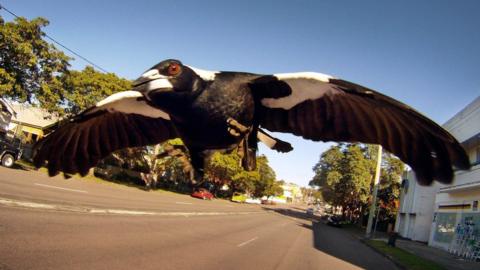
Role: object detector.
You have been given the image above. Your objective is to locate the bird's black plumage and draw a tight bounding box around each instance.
[33,59,470,185]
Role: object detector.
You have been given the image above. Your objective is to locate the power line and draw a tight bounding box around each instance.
[0,3,109,73]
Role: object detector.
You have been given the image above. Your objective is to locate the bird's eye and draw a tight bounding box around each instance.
[167,63,182,76]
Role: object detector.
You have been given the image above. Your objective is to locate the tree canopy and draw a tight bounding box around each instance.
[0,15,130,115]
[0,16,70,111]
[206,152,283,198]
[310,143,404,221]
[61,66,131,114]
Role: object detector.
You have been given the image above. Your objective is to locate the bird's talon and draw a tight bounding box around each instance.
[227,117,249,134]
[228,127,241,137]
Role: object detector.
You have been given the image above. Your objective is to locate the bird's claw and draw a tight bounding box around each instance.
[227,117,250,137]
[228,127,241,137]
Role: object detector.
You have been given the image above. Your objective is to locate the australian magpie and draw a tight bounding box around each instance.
[33,59,470,185]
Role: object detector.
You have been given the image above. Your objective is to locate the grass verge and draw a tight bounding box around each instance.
[366,240,445,270]
[15,159,184,195]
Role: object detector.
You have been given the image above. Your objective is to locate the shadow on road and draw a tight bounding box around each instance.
[267,206,396,269]
[262,206,317,221]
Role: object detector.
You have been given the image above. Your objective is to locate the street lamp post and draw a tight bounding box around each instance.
[366,145,382,238]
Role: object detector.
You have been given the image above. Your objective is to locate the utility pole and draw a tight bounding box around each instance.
[366,145,382,238]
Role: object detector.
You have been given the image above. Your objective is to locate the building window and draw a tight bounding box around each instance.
[433,213,457,243]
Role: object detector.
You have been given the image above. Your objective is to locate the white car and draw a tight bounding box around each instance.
[245,198,262,204]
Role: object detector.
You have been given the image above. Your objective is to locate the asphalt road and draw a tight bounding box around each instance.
[0,166,398,270]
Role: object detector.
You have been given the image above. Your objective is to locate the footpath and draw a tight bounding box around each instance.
[342,224,478,270]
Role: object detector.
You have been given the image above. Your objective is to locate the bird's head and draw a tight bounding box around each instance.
[132,59,215,100]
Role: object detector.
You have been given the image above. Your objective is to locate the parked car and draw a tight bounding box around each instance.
[261,199,276,205]
[326,215,343,227]
[191,188,214,200]
[0,137,22,168]
[231,192,247,203]
[245,197,261,204]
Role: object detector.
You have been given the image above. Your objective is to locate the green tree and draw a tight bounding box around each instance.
[309,145,344,206]
[253,155,280,198]
[310,143,404,222]
[339,144,372,216]
[377,154,404,220]
[206,151,242,186]
[0,16,70,111]
[61,66,131,114]
[0,16,131,115]
[206,152,282,197]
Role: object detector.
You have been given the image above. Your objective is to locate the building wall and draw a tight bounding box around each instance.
[429,191,480,254]
[395,171,438,242]
[428,97,480,260]
[443,96,480,143]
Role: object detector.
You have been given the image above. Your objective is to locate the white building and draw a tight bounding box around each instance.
[395,171,439,242]
[428,97,480,259]
[395,96,480,261]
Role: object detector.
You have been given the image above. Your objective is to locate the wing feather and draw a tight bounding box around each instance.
[33,91,177,177]
[251,74,470,185]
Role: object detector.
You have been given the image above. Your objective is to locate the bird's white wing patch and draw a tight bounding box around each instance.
[257,131,276,149]
[91,90,170,120]
[186,65,218,81]
[261,72,337,110]
[274,72,333,82]
[96,91,143,107]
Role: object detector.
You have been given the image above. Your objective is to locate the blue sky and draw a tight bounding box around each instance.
[2,0,479,187]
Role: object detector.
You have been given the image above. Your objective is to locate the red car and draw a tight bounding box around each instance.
[191,188,214,200]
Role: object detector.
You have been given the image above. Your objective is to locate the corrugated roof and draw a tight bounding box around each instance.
[10,103,59,128]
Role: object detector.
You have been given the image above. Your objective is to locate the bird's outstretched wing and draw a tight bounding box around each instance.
[249,73,470,185]
[33,91,177,177]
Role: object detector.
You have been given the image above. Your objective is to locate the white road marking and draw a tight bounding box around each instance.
[89,209,156,215]
[34,183,88,193]
[237,237,259,247]
[0,198,56,210]
[0,197,265,217]
[175,202,193,205]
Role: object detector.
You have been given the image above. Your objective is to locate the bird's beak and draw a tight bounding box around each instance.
[132,69,173,93]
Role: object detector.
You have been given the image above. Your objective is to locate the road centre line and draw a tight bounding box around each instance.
[34,183,88,193]
[237,237,259,247]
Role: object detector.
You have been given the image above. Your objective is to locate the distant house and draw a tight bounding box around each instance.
[281,182,302,203]
[0,100,60,159]
[8,103,59,144]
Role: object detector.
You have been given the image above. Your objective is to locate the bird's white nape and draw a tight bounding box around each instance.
[186,65,218,81]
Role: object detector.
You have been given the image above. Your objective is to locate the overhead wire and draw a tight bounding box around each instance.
[0,3,110,73]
